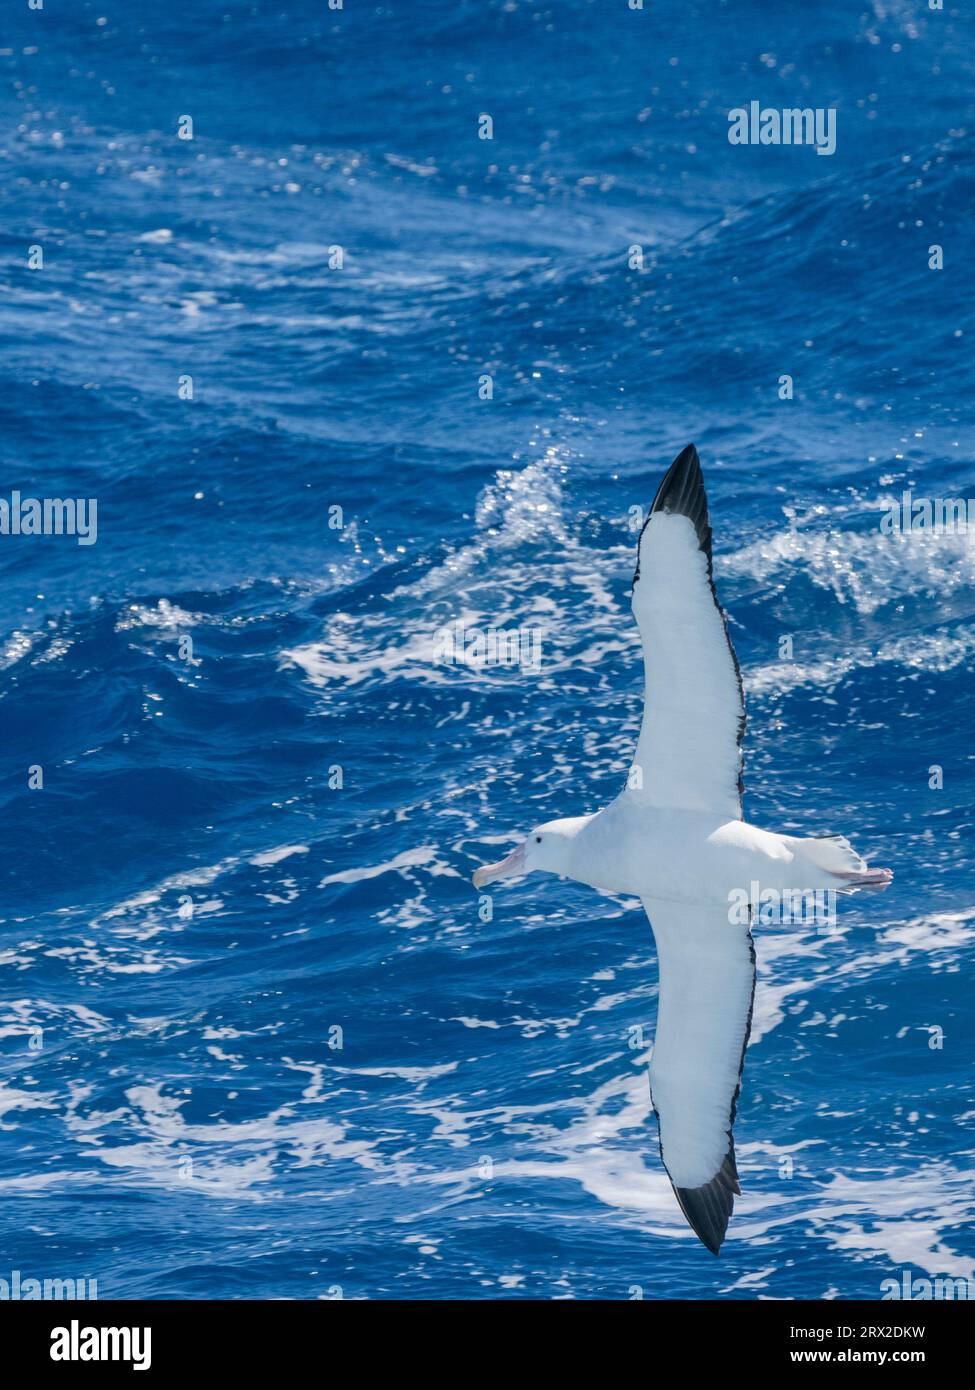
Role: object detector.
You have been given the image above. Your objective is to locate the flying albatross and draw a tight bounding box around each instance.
[472,444,892,1254]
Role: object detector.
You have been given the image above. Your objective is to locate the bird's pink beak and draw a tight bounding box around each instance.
[472,842,526,889]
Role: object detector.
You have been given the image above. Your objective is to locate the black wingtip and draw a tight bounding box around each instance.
[672,1149,740,1256]
[633,444,712,590]
[648,443,710,555]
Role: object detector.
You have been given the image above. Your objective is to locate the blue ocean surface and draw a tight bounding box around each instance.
[1,0,973,1299]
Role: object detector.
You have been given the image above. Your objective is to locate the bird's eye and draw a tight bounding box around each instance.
[535,835,542,843]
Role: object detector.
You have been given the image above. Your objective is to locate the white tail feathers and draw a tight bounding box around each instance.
[783,834,893,892]
[783,833,865,875]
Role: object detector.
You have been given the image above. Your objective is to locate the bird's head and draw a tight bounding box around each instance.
[471,818,586,889]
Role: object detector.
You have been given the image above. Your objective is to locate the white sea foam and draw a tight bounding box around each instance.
[0,1082,59,1122]
[745,624,975,698]
[719,514,975,616]
[283,458,973,710]
[60,1081,389,1198]
[249,844,309,867]
[115,598,201,633]
[319,845,443,887]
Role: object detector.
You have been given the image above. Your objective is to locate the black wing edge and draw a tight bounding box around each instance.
[656,930,756,1256]
[631,442,748,813]
[673,1148,741,1257]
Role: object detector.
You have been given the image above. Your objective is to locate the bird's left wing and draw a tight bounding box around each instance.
[642,896,755,1254]
[629,445,745,820]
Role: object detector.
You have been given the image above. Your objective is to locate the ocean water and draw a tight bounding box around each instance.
[1,0,973,1300]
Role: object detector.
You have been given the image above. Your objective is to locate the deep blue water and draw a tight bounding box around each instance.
[1,0,973,1300]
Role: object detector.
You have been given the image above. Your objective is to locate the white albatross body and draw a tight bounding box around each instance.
[472,445,892,1254]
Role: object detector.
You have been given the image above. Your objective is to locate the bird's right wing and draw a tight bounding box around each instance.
[630,445,745,820]
[642,896,755,1254]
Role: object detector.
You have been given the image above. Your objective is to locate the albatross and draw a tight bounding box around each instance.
[472,444,892,1254]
